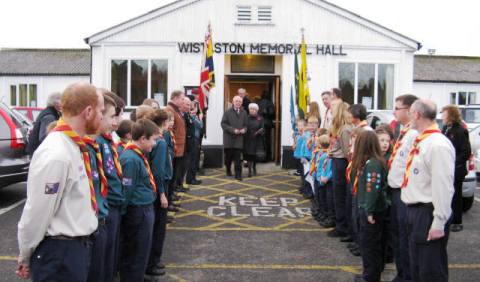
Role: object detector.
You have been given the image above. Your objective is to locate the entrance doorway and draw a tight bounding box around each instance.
[224,75,281,164]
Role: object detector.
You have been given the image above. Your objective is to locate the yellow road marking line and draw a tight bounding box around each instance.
[168,274,189,282]
[273,216,318,230]
[167,227,329,232]
[197,216,252,230]
[0,256,17,261]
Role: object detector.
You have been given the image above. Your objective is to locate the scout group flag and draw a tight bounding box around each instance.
[297,33,310,119]
[198,23,215,111]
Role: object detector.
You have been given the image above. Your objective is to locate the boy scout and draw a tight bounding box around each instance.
[402,99,454,282]
[17,83,103,281]
[85,94,117,282]
[96,89,125,282]
[145,109,170,276]
[119,119,159,282]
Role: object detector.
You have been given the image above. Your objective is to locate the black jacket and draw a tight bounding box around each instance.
[257,98,275,129]
[26,106,60,156]
[221,107,248,149]
[442,122,471,177]
[244,115,265,156]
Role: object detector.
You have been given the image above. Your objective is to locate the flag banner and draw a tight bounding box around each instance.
[198,23,215,110]
[298,33,310,119]
[290,85,297,134]
[294,54,300,117]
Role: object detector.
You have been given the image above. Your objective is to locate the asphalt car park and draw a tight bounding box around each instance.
[1,169,480,282]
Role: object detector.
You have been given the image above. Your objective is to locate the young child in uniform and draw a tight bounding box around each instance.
[315,134,334,228]
[293,119,306,183]
[300,117,319,198]
[119,119,159,282]
[145,109,170,277]
[163,112,176,224]
[116,119,133,155]
[309,133,323,220]
[85,94,117,282]
[352,130,389,282]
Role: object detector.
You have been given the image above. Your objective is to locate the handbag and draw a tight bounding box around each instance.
[255,139,267,162]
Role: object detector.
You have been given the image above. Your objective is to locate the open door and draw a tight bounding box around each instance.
[274,76,281,164]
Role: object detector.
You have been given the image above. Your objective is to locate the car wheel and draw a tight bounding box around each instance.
[463,196,474,212]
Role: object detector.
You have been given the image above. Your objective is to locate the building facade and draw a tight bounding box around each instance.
[0,49,90,108]
[85,0,421,167]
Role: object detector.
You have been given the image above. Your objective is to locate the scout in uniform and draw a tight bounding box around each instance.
[315,134,334,228]
[17,83,102,281]
[116,119,134,155]
[352,130,389,282]
[293,119,306,185]
[95,89,126,282]
[145,109,170,277]
[300,117,318,198]
[119,119,159,282]
[164,113,177,224]
[402,99,454,282]
[309,133,323,220]
[387,94,418,282]
[85,94,118,282]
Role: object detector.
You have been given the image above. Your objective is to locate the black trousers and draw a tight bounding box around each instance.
[186,139,201,183]
[390,189,412,281]
[407,204,451,282]
[172,156,185,189]
[225,148,242,178]
[30,237,92,282]
[452,173,465,224]
[332,158,348,234]
[359,210,386,282]
[148,190,168,269]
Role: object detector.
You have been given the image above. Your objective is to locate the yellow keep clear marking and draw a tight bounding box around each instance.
[0,256,17,261]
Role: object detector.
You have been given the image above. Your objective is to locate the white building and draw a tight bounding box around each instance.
[413,55,480,109]
[0,49,90,108]
[85,0,421,168]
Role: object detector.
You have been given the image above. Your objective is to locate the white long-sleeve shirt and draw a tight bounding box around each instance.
[18,132,98,265]
[401,132,455,231]
[388,129,419,188]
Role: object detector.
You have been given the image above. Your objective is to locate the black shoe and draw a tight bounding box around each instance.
[187,179,202,185]
[236,177,243,181]
[156,262,165,269]
[451,224,463,232]
[326,229,346,238]
[320,219,335,228]
[226,170,233,177]
[167,206,179,212]
[350,248,361,257]
[293,171,301,176]
[176,188,188,193]
[340,236,354,243]
[145,265,166,276]
[347,242,358,250]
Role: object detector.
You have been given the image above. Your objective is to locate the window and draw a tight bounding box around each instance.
[111,60,128,106]
[9,84,37,107]
[231,55,275,73]
[450,91,478,106]
[237,6,252,22]
[257,6,272,22]
[338,63,355,105]
[338,62,395,110]
[111,59,169,107]
[151,60,168,106]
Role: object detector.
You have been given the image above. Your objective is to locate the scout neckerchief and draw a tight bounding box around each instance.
[388,124,410,169]
[124,143,157,193]
[83,136,108,197]
[52,118,97,213]
[309,147,322,175]
[306,130,315,150]
[102,133,123,179]
[401,124,441,188]
[346,121,368,183]
[352,169,362,196]
[118,139,128,151]
[321,149,329,171]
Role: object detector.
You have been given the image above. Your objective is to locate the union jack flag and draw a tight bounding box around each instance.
[198,23,215,111]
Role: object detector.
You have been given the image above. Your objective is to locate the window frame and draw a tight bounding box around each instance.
[450,91,478,107]
[110,59,169,108]
[336,61,397,110]
[9,83,38,107]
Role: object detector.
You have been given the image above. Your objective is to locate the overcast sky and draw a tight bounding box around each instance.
[1,0,478,56]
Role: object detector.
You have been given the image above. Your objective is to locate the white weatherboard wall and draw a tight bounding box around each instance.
[0,76,90,107]
[413,82,480,109]
[88,0,418,158]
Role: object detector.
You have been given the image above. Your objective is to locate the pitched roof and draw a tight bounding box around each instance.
[0,48,90,76]
[414,55,480,84]
[85,0,420,50]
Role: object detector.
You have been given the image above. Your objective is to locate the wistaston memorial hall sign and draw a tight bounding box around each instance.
[178,42,347,56]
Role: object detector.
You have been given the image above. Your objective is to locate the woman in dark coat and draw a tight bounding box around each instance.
[441,105,471,232]
[244,103,265,177]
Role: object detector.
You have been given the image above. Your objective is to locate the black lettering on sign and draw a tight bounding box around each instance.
[277,44,286,54]
[178,42,191,53]
[316,44,324,55]
[192,42,202,53]
[285,44,293,54]
[250,43,261,54]
[269,44,278,54]
[324,45,332,55]
[214,42,222,53]
[339,45,347,56]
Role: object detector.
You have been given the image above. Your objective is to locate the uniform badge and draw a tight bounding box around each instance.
[93,171,99,180]
[45,182,59,194]
[413,168,419,175]
[103,144,111,153]
[122,178,132,186]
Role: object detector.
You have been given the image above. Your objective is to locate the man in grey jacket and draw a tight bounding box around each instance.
[221,95,248,180]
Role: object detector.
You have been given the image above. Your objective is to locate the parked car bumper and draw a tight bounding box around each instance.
[463,170,476,198]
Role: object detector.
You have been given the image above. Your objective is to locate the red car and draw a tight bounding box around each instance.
[13,106,44,122]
